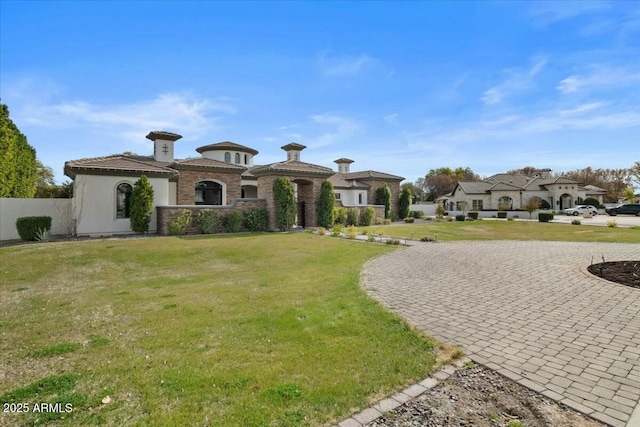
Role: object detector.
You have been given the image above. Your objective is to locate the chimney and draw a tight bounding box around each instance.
[334,158,354,174]
[146,131,182,162]
[281,142,306,161]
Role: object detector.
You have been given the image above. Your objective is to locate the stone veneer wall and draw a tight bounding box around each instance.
[176,170,242,205]
[157,198,266,235]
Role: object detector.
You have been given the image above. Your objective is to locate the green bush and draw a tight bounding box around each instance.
[316,181,336,228]
[196,210,221,234]
[244,207,267,232]
[538,212,554,223]
[333,207,347,225]
[410,210,424,219]
[346,208,360,226]
[226,211,243,233]
[446,216,453,222]
[345,225,358,239]
[571,219,581,225]
[455,214,466,222]
[404,217,415,223]
[273,177,296,231]
[398,186,412,219]
[168,209,192,235]
[375,184,391,219]
[316,226,326,236]
[361,207,375,226]
[16,216,52,241]
[468,212,478,219]
[130,175,154,233]
[331,224,343,237]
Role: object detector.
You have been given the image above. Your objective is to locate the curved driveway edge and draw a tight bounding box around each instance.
[363,241,640,427]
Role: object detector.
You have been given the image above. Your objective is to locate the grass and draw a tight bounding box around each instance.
[361,220,640,243]
[0,234,440,426]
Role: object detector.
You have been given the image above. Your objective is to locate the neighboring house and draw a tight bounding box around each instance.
[439,169,602,212]
[64,131,403,235]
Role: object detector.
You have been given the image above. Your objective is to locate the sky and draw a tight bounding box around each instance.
[1,1,639,185]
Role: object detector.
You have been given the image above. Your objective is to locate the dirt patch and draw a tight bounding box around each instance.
[587,260,640,289]
[367,364,604,427]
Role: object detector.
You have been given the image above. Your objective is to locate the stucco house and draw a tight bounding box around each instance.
[63,131,403,235]
[439,169,607,212]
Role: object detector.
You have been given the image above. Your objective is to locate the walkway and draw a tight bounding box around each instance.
[362,241,640,427]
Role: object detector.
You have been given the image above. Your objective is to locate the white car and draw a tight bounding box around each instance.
[564,205,598,216]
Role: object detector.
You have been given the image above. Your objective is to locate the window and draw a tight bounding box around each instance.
[472,200,483,210]
[116,183,133,219]
[224,152,231,163]
[235,153,240,164]
[358,193,363,204]
[195,181,223,205]
[334,193,341,200]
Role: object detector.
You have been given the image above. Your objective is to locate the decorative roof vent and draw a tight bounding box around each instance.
[281,142,306,161]
[334,158,354,174]
[146,131,182,162]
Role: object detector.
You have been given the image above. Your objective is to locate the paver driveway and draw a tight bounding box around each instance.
[362,241,640,427]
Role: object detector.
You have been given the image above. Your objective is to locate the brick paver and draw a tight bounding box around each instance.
[363,241,640,427]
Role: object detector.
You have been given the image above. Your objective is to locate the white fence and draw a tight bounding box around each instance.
[0,198,73,241]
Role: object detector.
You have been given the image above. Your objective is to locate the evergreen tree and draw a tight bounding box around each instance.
[130,175,155,233]
[316,180,336,228]
[273,177,296,231]
[0,104,38,197]
[398,185,412,219]
[375,183,391,219]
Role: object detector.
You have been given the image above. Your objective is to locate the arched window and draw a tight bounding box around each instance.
[224,152,231,163]
[498,196,513,210]
[234,153,240,164]
[116,183,133,218]
[195,181,223,205]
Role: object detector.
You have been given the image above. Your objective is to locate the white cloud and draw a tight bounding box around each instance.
[383,113,399,125]
[306,113,361,148]
[557,65,640,94]
[528,1,609,27]
[317,50,377,76]
[481,57,547,105]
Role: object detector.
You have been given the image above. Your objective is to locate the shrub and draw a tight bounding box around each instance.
[367,234,376,242]
[316,226,326,236]
[331,224,343,237]
[384,218,392,225]
[435,204,446,218]
[398,186,412,219]
[455,214,466,222]
[168,209,192,235]
[361,207,375,226]
[420,236,436,242]
[244,207,267,232]
[468,212,478,219]
[571,219,581,225]
[410,210,424,219]
[196,210,221,234]
[346,208,360,226]
[333,207,347,225]
[16,216,52,241]
[375,184,391,219]
[386,239,401,245]
[404,217,415,223]
[226,211,243,233]
[446,216,453,222]
[130,175,154,233]
[607,220,618,228]
[538,212,554,223]
[374,216,386,225]
[424,216,433,221]
[316,181,336,228]
[507,217,514,221]
[583,197,601,209]
[273,177,296,231]
[345,225,358,239]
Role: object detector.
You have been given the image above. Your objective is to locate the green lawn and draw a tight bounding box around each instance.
[361,220,640,243]
[0,234,440,427]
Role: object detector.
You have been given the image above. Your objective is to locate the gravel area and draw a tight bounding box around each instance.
[367,364,606,427]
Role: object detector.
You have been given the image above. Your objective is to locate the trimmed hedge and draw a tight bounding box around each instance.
[538,212,554,222]
[468,212,478,219]
[16,216,52,241]
[245,207,267,232]
[455,214,466,222]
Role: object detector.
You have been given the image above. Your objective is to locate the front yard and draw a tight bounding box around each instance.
[0,234,441,426]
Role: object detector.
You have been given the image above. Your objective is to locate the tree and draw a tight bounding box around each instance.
[631,161,640,187]
[0,104,38,197]
[130,175,155,233]
[563,167,630,202]
[398,185,412,219]
[375,183,391,219]
[316,180,336,228]
[522,197,541,219]
[423,166,479,200]
[623,187,638,203]
[273,177,296,231]
[34,160,57,198]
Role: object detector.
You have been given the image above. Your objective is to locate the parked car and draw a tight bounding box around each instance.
[605,204,640,216]
[563,205,598,216]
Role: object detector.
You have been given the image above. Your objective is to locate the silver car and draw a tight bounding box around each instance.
[564,205,598,216]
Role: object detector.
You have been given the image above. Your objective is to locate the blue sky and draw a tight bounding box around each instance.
[1,1,639,184]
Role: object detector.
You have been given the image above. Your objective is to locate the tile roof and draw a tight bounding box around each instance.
[195,141,259,155]
[341,170,405,181]
[146,131,183,141]
[455,181,492,194]
[250,160,335,177]
[64,155,179,179]
[172,157,246,171]
[488,182,523,191]
[328,173,370,189]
